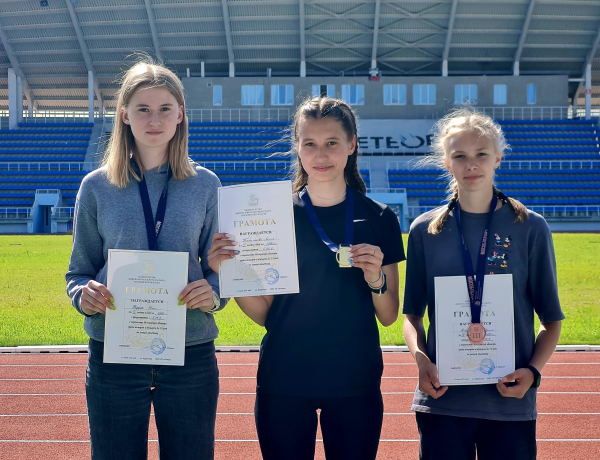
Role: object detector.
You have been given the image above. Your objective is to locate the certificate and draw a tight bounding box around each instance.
[104,249,189,366]
[218,181,299,297]
[434,274,515,385]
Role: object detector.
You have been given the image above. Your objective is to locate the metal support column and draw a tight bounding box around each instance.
[585,64,592,120]
[88,70,95,124]
[8,68,16,130]
[16,75,23,124]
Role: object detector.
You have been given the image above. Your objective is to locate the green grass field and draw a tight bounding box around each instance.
[0,234,598,347]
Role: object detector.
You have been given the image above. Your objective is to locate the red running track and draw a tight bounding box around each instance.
[0,352,598,459]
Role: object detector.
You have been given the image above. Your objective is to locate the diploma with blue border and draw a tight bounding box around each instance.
[434,274,516,385]
[104,249,189,366]
[218,181,299,297]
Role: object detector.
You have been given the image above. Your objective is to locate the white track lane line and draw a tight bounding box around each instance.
[2,412,600,417]
[1,362,598,367]
[1,376,599,381]
[1,439,599,443]
[3,391,600,396]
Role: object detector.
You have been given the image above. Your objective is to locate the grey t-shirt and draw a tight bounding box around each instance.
[402,203,564,421]
[65,163,224,346]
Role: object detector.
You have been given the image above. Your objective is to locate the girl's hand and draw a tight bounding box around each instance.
[80,280,114,315]
[208,233,239,274]
[496,368,535,399]
[349,244,384,284]
[418,360,448,399]
[178,279,215,312]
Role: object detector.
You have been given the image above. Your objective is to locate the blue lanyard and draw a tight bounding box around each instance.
[453,195,497,324]
[137,166,172,251]
[299,186,354,252]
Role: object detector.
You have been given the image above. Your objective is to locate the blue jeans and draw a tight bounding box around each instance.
[86,338,219,460]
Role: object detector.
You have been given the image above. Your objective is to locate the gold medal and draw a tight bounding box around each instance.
[336,245,352,268]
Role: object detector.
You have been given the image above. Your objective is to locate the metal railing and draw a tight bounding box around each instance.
[52,207,74,218]
[187,109,290,123]
[0,162,90,172]
[102,109,291,126]
[36,189,60,195]
[21,110,101,124]
[0,207,31,219]
[386,160,435,172]
[367,188,407,194]
[531,206,600,218]
[387,160,600,172]
[501,160,600,170]
[476,106,600,121]
[407,205,599,219]
[199,161,290,171]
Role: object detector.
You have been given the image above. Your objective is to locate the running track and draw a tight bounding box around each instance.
[0,351,598,459]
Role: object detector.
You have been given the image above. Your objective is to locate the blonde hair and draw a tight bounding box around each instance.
[425,108,528,234]
[102,60,196,188]
[290,97,366,194]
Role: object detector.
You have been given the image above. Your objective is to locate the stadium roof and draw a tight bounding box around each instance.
[0,0,599,111]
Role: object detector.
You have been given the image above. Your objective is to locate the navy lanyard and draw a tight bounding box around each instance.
[299,186,354,252]
[137,165,172,251]
[453,195,498,324]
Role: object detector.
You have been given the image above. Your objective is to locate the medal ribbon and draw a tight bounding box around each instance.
[137,165,172,251]
[299,186,354,252]
[453,195,498,324]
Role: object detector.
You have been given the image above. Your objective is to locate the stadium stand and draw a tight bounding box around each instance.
[388,119,600,219]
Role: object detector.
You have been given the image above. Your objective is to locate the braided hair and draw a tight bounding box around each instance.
[290,97,367,195]
[426,108,528,234]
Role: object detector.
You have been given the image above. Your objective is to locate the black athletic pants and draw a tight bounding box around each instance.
[416,412,537,460]
[255,391,383,460]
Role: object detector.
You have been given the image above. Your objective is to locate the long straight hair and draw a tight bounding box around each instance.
[425,108,528,234]
[102,60,196,188]
[290,97,367,195]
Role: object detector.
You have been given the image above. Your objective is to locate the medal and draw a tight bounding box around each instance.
[336,245,352,268]
[299,186,354,267]
[454,195,498,345]
[467,323,487,344]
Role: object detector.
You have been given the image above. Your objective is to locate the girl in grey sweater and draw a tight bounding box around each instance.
[66,61,222,460]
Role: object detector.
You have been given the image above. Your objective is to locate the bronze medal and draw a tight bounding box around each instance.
[467,323,487,344]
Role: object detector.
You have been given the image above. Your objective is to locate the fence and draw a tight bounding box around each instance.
[367,188,407,194]
[52,207,74,218]
[199,161,290,171]
[0,162,91,172]
[387,160,600,172]
[408,205,599,219]
[476,106,600,121]
[0,208,31,219]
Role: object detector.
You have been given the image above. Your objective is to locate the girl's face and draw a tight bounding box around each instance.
[296,116,356,187]
[444,129,502,194]
[122,86,184,154]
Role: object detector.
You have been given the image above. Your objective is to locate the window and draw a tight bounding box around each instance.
[493,84,507,105]
[341,85,365,105]
[413,84,436,105]
[312,84,335,98]
[241,85,264,105]
[213,85,222,106]
[454,84,477,105]
[527,84,536,104]
[271,85,294,105]
[383,84,406,105]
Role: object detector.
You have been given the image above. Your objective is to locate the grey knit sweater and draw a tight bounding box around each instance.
[65,163,225,346]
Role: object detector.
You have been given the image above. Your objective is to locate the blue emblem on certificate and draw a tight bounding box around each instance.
[265,268,280,285]
[150,338,166,355]
[479,358,495,375]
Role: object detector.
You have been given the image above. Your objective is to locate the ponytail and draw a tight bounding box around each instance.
[428,183,528,234]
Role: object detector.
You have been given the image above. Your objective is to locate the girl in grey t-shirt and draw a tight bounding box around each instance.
[402,108,564,460]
